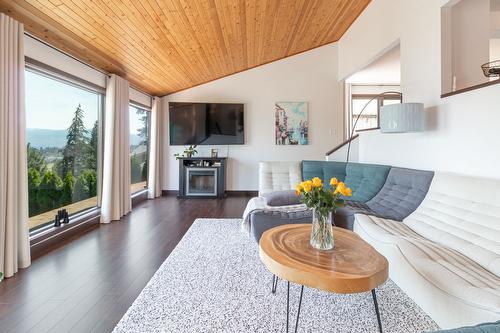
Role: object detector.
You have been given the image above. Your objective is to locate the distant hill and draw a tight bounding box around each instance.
[26,129,67,148]
[26,128,143,148]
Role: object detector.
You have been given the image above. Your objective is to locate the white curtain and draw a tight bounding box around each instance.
[0,13,31,278]
[101,74,131,223]
[148,97,164,199]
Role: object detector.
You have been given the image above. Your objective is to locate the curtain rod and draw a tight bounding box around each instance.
[24,32,154,98]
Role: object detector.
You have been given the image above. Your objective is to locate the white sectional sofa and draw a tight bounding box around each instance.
[354,172,500,329]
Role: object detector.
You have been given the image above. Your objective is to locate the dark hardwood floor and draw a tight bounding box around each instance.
[0,195,251,333]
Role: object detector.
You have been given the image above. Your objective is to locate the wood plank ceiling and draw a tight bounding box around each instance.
[0,0,371,96]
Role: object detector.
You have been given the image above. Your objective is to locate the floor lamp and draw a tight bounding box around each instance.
[346,91,402,163]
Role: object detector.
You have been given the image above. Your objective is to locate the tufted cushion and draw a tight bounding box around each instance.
[301,160,346,187]
[258,161,302,195]
[404,172,500,277]
[366,167,434,221]
[355,215,500,316]
[344,163,391,202]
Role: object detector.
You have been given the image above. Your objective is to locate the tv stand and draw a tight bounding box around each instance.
[178,157,227,198]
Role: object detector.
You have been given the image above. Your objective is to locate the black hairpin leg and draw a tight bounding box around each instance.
[372,289,383,333]
[272,274,279,294]
[286,281,305,333]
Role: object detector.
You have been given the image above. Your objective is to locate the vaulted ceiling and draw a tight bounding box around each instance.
[0,0,370,96]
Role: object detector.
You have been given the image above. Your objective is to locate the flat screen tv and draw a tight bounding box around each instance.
[169,102,244,145]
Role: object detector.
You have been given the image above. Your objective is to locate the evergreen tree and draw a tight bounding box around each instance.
[141,158,148,182]
[37,170,63,213]
[136,108,148,146]
[130,155,142,184]
[27,168,41,216]
[27,143,46,173]
[61,104,88,177]
[61,172,75,206]
[87,120,98,170]
[74,169,97,201]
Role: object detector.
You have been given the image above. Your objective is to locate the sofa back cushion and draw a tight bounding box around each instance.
[344,163,391,202]
[367,167,434,221]
[404,172,500,277]
[258,161,302,195]
[301,160,346,186]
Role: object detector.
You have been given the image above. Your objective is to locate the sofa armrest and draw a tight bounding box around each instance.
[249,209,312,243]
[261,190,301,206]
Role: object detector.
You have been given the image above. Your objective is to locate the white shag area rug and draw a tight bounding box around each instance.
[113,219,439,333]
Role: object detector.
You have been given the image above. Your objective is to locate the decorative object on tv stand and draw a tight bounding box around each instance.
[380,102,424,133]
[174,145,198,160]
[481,60,500,78]
[275,102,308,145]
[211,148,218,158]
[295,177,352,250]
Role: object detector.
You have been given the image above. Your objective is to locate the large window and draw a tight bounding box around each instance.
[25,69,102,231]
[350,94,401,133]
[129,104,150,194]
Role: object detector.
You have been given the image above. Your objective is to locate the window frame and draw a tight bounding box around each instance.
[25,61,105,236]
[129,102,151,196]
[349,93,402,133]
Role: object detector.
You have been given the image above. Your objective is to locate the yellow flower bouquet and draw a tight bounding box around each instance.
[295,177,352,250]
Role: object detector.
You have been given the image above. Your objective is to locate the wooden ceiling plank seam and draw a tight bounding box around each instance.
[316,0,356,44]
[96,0,190,87]
[156,0,218,82]
[139,0,211,83]
[282,0,309,57]
[189,0,226,77]
[288,0,321,55]
[212,0,238,72]
[155,0,219,85]
[5,0,127,73]
[209,0,236,73]
[238,0,248,69]
[33,0,161,85]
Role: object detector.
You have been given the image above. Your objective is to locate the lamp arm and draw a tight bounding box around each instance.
[346,91,402,163]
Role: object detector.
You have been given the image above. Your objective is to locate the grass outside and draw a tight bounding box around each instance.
[28,181,148,230]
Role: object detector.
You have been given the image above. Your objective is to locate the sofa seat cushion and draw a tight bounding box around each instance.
[356,214,500,315]
[366,167,434,221]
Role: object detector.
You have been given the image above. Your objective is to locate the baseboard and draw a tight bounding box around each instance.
[162,190,257,197]
[225,190,258,197]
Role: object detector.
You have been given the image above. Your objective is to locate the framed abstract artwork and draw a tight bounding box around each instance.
[275,102,308,145]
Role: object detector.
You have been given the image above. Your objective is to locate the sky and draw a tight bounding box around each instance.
[25,70,145,135]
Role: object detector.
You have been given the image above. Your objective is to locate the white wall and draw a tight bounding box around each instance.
[162,44,343,191]
[338,0,500,180]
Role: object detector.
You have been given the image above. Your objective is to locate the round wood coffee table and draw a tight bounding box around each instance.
[259,224,389,333]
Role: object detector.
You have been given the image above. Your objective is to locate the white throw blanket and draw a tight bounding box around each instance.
[241,197,307,234]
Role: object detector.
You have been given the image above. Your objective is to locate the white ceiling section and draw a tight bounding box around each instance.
[345,44,401,85]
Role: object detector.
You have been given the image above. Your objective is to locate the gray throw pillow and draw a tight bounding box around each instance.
[262,190,301,206]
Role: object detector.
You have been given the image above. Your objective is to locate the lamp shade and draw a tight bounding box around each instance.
[380,102,424,133]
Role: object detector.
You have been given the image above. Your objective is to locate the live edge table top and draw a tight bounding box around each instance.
[259,224,389,294]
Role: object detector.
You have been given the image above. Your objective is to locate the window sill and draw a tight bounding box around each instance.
[30,208,100,258]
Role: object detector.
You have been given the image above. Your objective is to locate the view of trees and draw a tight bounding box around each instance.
[27,104,98,217]
[27,104,149,218]
[130,107,149,186]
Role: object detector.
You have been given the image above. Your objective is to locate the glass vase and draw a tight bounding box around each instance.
[310,209,334,250]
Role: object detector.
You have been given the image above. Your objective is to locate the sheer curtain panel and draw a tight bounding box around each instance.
[101,74,131,223]
[148,97,164,199]
[0,13,31,279]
